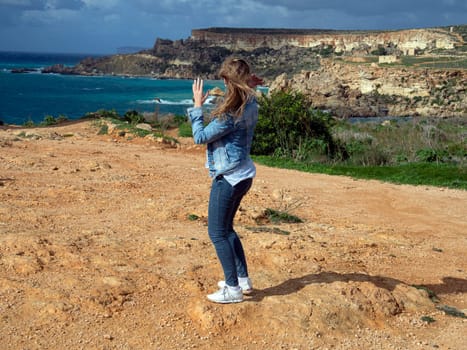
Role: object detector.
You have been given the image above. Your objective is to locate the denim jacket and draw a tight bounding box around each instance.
[187,97,258,178]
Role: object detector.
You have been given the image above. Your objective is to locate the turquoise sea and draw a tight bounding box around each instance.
[0,51,223,125]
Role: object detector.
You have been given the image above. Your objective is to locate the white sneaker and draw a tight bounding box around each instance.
[207,286,243,304]
[217,277,253,294]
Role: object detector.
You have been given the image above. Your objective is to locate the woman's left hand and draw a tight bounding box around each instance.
[192,78,210,108]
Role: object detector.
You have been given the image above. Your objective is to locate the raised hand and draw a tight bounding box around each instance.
[192,77,210,108]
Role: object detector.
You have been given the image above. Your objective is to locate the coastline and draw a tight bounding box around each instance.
[0,61,223,126]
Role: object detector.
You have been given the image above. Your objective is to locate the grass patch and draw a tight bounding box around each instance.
[332,117,466,167]
[400,56,467,69]
[22,114,69,127]
[422,58,467,69]
[97,124,109,135]
[436,305,467,319]
[253,156,467,190]
[245,226,290,235]
[91,115,178,144]
[187,214,200,221]
[420,316,436,324]
[412,286,467,319]
[264,208,303,224]
[178,121,193,138]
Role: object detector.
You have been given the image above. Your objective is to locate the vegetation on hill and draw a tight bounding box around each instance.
[251,91,466,189]
[20,98,466,190]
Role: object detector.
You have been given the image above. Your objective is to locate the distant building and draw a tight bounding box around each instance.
[379,55,400,64]
[405,48,416,56]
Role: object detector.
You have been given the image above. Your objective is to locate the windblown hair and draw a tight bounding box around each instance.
[211,58,254,118]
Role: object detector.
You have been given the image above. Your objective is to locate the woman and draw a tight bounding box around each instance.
[187,58,262,303]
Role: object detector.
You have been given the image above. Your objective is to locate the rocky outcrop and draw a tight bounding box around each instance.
[42,55,169,77]
[269,59,467,118]
[41,39,320,81]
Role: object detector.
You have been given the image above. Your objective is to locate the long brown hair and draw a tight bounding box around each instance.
[211,58,254,118]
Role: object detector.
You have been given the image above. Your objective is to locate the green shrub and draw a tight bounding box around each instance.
[344,137,372,157]
[319,45,334,57]
[331,117,466,166]
[264,208,303,224]
[97,124,109,135]
[23,118,35,128]
[178,122,193,138]
[421,316,436,324]
[187,214,199,221]
[436,305,467,319]
[83,109,120,119]
[124,110,145,125]
[253,90,341,161]
[40,115,57,126]
[371,46,387,56]
[416,148,448,163]
[173,114,188,126]
[56,115,68,123]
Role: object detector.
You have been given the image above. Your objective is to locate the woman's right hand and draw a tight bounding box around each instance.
[192,77,209,108]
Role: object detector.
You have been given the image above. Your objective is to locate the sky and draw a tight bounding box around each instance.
[0,0,466,54]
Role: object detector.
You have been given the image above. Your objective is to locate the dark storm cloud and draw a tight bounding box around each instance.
[0,0,83,24]
[0,0,83,10]
[254,0,465,16]
[0,0,465,53]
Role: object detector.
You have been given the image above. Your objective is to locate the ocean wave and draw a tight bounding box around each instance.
[137,96,217,105]
[82,87,103,91]
[137,98,192,105]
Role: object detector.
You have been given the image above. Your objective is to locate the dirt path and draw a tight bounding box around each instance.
[1,121,466,350]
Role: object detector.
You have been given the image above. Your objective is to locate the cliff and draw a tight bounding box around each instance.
[191,27,462,54]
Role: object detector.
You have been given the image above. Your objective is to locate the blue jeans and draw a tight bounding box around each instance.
[208,175,252,287]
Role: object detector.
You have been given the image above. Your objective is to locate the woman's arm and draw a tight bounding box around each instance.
[188,107,234,144]
[189,77,235,144]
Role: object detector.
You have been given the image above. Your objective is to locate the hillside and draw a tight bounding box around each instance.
[39,25,467,118]
[0,121,466,349]
[43,25,467,80]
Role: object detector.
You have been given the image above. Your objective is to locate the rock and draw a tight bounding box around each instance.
[209,87,224,96]
[135,123,153,131]
[11,68,37,74]
[102,276,123,287]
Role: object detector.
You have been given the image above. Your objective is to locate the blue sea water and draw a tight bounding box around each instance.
[0,51,223,125]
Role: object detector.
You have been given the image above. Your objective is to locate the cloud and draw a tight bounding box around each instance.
[45,0,82,10]
[21,8,80,24]
[103,13,120,22]
[0,0,31,5]
[81,0,120,10]
[253,0,466,16]
[1,0,466,54]
[0,0,83,9]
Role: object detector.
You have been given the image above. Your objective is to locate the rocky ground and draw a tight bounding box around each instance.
[0,121,466,350]
[270,59,467,118]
